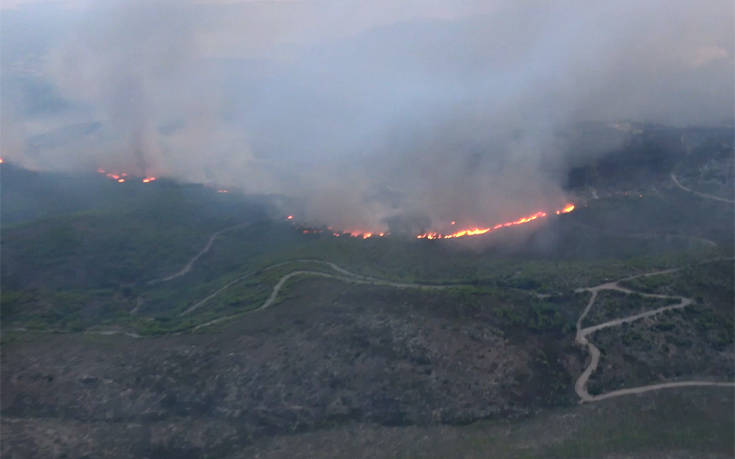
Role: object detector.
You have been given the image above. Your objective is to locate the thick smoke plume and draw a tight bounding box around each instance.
[2,0,733,232]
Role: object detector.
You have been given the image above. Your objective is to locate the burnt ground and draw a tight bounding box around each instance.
[1,277,581,458]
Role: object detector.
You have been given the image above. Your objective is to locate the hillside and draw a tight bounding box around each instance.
[1,124,733,458]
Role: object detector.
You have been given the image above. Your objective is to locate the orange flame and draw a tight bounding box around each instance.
[295,226,388,239]
[290,202,573,241]
[341,231,386,239]
[555,203,575,215]
[416,203,574,240]
[97,168,158,184]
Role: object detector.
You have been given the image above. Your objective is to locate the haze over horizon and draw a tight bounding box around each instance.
[2,0,733,232]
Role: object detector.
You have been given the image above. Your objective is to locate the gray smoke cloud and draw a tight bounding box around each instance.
[2,0,733,233]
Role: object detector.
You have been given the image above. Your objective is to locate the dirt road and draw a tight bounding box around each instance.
[671,173,734,204]
[148,222,251,285]
[66,217,735,402]
[181,258,448,316]
[586,380,734,402]
[191,265,451,331]
[574,267,734,403]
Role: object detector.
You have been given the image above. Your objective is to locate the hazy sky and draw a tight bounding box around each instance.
[2,0,733,232]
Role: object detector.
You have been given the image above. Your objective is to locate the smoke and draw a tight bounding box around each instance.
[2,0,733,232]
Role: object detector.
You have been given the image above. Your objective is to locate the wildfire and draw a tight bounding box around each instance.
[96,168,157,184]
[340,230,388,239]
[294,225,387,239]
[338,230,385,239]
[287,215,387,239]
[416,202,575,240]
[555,203,575,215]
[287,202,574,241]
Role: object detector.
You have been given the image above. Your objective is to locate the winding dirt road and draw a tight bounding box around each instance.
[180,258,448,316]
[108,221,735,403]
[573,267,734,403]
[190,265,451,331]
[147,222,251,285]
[189,258,734,402]
[671,173,735,204]
[585,380,735,402]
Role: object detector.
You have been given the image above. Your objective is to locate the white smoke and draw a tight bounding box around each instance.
[1,0,733,231]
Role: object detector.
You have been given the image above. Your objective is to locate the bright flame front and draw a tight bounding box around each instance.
[288,202,575,241]
[556,203,575,214]
[416,203,574,240]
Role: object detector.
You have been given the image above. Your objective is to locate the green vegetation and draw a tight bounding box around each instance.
[1,182,730,336]
[1,138,732,339]
[2,126,733,458]
[582,290,677,327]
[621,260,734,307]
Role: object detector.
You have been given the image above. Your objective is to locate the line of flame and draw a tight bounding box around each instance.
[299,227,386,239]
[290,203,575,241]
[416,203,575,240]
